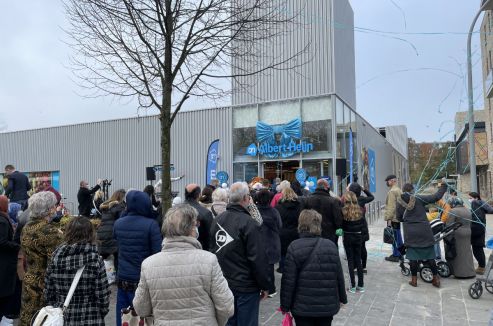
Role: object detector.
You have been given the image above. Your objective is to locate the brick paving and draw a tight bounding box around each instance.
[106,216,493,325]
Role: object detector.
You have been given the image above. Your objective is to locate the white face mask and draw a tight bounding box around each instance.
[195,226,199,239]
[469,198,474,203]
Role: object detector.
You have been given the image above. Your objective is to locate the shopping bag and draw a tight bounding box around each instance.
[281,312,293,326]
[104,257,116,285]
[383,226,394,244]
[121,307,153,326]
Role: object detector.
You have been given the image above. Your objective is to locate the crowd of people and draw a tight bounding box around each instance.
[0,163,492,325]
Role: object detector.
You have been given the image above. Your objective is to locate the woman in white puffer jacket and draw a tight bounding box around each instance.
[133,204,234,326]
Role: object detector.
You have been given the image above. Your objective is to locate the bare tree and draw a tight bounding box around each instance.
[64,0,308,210]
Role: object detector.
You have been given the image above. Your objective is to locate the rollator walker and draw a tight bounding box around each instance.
[469,238,493,299]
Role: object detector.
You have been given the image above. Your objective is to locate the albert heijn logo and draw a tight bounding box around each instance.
[245,118,313,158]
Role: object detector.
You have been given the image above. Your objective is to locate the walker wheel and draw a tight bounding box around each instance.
[469,281,483,299]
[420,267,433,283]
[437,261,451,278]
[401,267,411,277]
[485,282,493,294]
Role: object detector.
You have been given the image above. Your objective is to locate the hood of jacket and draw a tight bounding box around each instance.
[397,193,416,211]
[100,200,121,211]
[126,190,153,217]
[51,243,100,271]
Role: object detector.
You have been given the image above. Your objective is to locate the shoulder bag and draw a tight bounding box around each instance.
[32,266,85,326]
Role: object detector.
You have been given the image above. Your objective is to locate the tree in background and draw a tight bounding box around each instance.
[64,0,308,211]
[408,138,455,185]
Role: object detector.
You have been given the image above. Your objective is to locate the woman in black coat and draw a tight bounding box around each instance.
[341,191,366,293]
[396,182,447,287]
[256,189,282,295]
[468,192,493,274]
[280,209,347,326]
[97,189,126,269]
[0,195,21,321]
[348,183,374,272]
[275,187,303,273]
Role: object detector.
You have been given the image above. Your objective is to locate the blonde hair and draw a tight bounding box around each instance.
[281,187,298,201]
[342,191,362,221]
[279,180,290,191]
[298,209,322,235]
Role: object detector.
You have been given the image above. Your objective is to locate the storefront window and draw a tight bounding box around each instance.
[233,127,257,157]
[233,163,258,183]
[233,105,257,128]
[303,160,322,179]
[301,97,332,154]
[259,100,300,125]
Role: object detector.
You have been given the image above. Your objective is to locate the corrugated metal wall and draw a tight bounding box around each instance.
[332,0,356,109]
[383,125,409,160]
[0,107,233,208]
[231,0,356,109]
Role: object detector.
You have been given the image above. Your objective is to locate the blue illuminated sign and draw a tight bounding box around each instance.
[245,118,314,158]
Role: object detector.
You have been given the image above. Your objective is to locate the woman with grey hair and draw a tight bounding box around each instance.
[19,191,64,325]
[211,188,228,217]
[281,209,347,325]
[446,197,476,278]
[133,204,234,325]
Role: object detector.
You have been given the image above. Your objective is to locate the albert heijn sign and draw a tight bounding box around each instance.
[245,118,314,159]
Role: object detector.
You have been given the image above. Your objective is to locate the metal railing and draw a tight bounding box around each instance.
[366,201,382,225]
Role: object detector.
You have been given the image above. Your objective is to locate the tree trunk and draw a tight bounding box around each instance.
[160,92,172,213]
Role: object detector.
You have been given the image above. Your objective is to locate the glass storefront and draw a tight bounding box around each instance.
[232,96,334,184]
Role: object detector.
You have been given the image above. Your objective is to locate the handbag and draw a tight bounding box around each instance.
[121,307,153,326]
[32,266,85,326]
[383,226,394,245]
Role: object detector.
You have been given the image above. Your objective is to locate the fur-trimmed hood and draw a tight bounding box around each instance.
[397,194,416,211]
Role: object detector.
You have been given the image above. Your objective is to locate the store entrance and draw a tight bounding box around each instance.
[263,161,300,184]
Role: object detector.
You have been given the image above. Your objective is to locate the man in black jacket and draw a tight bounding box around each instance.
[4,165,31,210]
[211,182,270,326]
[304,179,343,244]
[77,179,102,217]
[185,184,213,251]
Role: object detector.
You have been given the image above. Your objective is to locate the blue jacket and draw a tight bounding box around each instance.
[114,191,162,283]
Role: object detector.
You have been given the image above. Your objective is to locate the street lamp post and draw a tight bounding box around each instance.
[466,0,493,192]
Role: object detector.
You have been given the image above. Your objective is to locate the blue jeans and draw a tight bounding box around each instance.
[226,291,260,326]
[392,227,403,257]
[116,288,135,326]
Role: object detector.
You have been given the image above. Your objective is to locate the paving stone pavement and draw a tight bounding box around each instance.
[106,216,493,325]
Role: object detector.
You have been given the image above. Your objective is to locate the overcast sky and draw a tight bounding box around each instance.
[0,1,485,142]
